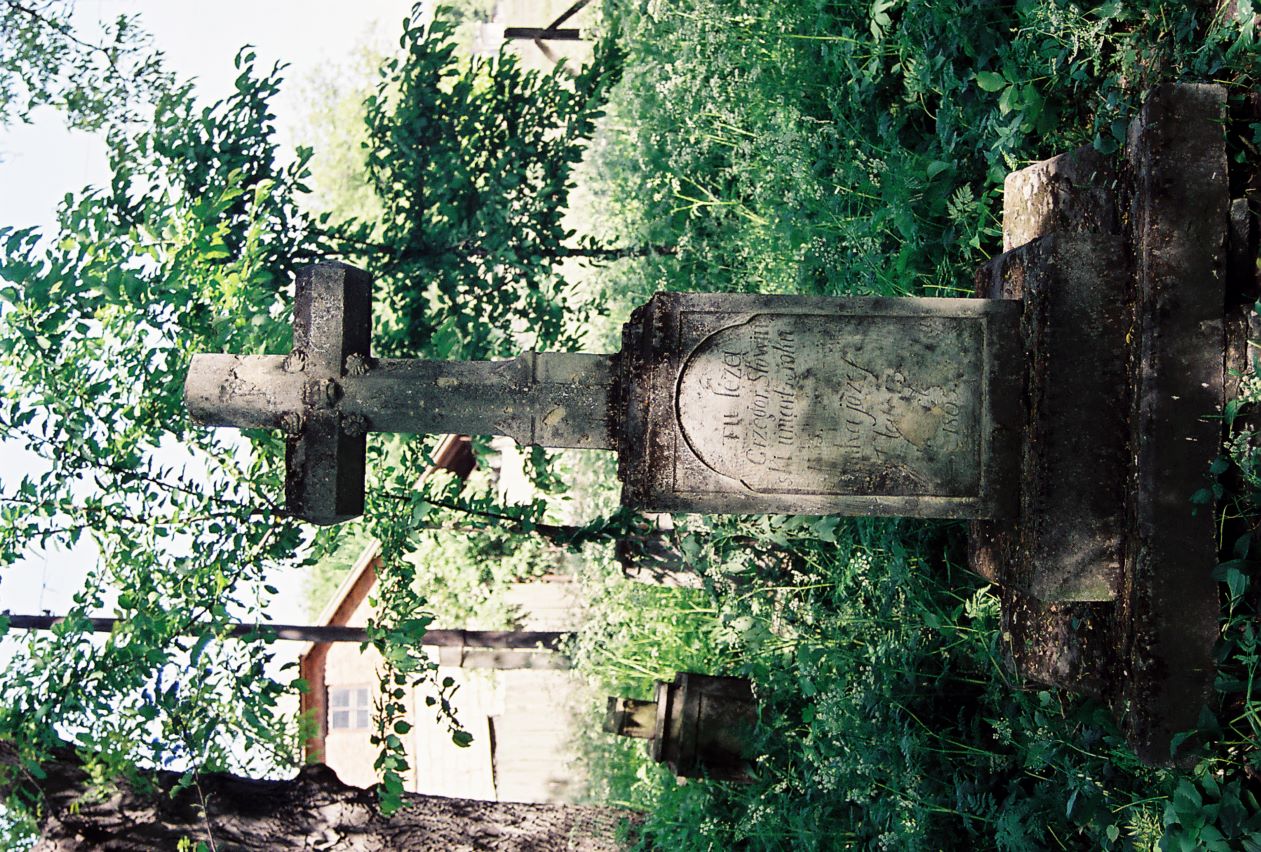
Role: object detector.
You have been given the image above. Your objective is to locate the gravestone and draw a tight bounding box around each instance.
[186,264,615,524]
[186,280,1022,525]
[617,294,1021,519]
[604,672,755,782]
[185,83,1250,767]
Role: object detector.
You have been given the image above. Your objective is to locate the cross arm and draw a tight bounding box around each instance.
[338,352,617,450]
[184,261,618,526]
[184,354,303,429]
[184,352,364,525]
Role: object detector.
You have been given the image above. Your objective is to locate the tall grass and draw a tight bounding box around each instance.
[565,1,1261,849]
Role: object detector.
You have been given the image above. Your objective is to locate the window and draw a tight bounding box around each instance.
[328,686,372,730]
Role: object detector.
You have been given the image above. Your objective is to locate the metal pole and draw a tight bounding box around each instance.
[502,27,582,41]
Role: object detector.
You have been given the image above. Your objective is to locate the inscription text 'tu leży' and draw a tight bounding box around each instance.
[676,313,980,497]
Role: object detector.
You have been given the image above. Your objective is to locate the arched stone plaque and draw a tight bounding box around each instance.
[675,313,979,497]
[617,292,1021,519]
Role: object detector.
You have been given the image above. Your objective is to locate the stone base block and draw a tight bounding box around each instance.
[973,83,1238,767]
[1003,145,1119,251]
[1117,83,1229,767]
[974,234,1131,602]
[1001,588,1113,698]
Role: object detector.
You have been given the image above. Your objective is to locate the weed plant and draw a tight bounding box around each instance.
[567,1,1261,849]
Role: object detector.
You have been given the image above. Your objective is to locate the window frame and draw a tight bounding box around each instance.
[327,685,373,731]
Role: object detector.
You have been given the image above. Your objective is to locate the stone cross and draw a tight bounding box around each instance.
[185,263,615,524]
[183,83,1253,770]
[186,264,1023,526]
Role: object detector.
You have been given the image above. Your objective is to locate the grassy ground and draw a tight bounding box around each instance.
[559,1,1261,849]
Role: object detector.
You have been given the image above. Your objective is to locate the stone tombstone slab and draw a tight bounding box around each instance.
[617,293,1022,519]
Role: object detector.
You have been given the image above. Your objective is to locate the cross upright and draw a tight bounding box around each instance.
[185,263,616,524]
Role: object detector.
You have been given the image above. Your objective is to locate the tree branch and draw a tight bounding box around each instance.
[2,0,126,77]
[2,615,567,650]
[0,742,641,850]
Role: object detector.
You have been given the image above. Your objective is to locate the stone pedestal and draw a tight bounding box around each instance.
[974,233,1130,602]
[971,83,1253,765]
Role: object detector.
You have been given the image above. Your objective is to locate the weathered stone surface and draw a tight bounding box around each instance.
[605,696,658,740]
[190,278,1025,524]
[187,264,373,525]
[181,83,1245,774]
[618,292,1023,519]
[1121,83,1228,766]
[966,521,1006,585]
[973,86,1240,766]
[185,265,617,525]
[977,234,1131,601]
[1003,145,1118,252]
[1227,197,1258,304]
[973,137,1128,604]
[1001,588,1112,697]
[677,315,981,496]
[336,351,616,448]
[607,673,755,782]
[1224,196,1259,416]
[287,262,373,526]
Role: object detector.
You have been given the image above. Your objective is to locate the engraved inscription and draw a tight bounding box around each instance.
[675,313,981,497]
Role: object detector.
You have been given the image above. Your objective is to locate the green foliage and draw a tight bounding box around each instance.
[0,2,626,829]
[0,0,173,130]
[365,494,440,816]
[344,9,624,358]
[574,514,1180,850]
[0,0,175,131]
[1160,774,1261,851]
[404,526,558,629]
[354,437,502,812]
[566,0,1261,848]
[292,36,388,228]
[0,49,312,822]
[594,0,1259,303]
[9,0,1261,845]
[302,528,374,619]
[292,4,632,804]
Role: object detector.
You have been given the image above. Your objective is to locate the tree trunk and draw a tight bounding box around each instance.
[10,745,640,851]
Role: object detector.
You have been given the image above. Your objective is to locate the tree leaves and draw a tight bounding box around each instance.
[0,0,175,131]
[345,10,623,359]
[975,71,1007,92]
[0,48,313,811]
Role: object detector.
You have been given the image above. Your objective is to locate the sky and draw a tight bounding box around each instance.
[0,1,418,639]
[1,0,417,234]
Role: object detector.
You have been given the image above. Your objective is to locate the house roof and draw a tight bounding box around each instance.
[311,538,381,630]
